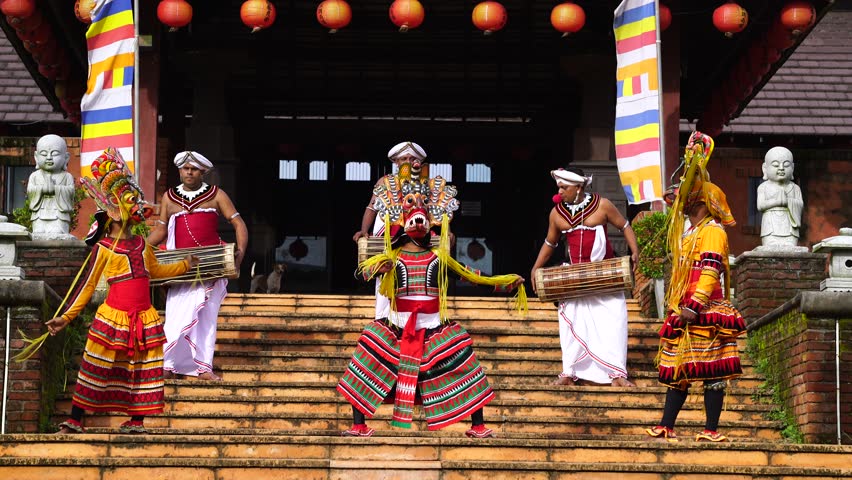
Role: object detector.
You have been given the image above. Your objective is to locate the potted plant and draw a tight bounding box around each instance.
[631,210,668,318]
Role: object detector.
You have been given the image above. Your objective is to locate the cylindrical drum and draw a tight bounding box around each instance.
[534,256,633,302]
[150,243,238,286]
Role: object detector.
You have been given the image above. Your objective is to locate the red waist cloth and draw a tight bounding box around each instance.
[683,262,723,301]
[174,211,221,248]
[105,278,153,353]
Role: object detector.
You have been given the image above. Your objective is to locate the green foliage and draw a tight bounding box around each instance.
[632,211,668,279]
[746,318,806,444]
[38,308,92,433]
[131,222,151,238]
[69,187,87,232]
[11,197,33,231]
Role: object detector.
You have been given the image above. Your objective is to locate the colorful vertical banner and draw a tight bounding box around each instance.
[80,0,135,177]
[613,0,663,204]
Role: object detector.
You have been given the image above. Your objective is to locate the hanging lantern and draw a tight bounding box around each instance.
[466,239,486,262]
[157,0,193,31]
[659,3,672,31]
[16,22,52,46]
[389,0,424,33]
[6,11,41,32]
[712,2,748,38]
[74,0,96,24]
[288,238,308,260]
[0,0,35,19]
[240,0,276,33]
[550,2,584,36]
[780,1,815,35]
[37,63,60,80]
[316,0,351,33]
[472,2,507,35]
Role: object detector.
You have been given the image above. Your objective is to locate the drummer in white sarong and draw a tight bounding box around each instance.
[530,167,639,387]
[147,151,248,381]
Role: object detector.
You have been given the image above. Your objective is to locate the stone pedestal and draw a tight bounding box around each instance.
[0,215,31,280]
[733,249,828,324]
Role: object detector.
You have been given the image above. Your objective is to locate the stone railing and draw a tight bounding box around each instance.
[747,291,852,444]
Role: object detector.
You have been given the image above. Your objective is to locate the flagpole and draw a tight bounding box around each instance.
[654,0,667,201]
[133,0,140,184]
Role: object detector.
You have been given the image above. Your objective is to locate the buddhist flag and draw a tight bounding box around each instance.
[613,0,663,204]
[80,0,135,177]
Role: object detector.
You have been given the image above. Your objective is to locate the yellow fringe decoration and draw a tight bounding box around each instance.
[12,249,94,362]
[356,216,527,322]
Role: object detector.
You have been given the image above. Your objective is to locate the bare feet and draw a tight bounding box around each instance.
[611,377,636,387]
[163,371,175,379]
[56,426,80,434]
[197,371,222,381]
[551,376,576,386]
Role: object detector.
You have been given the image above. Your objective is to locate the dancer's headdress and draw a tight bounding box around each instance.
[80,148,152,227]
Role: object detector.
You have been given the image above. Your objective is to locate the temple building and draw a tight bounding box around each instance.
[0,0,849,293]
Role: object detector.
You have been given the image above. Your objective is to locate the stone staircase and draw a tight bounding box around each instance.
[1,294,850,479]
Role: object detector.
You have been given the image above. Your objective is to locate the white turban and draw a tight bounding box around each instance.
[551,168,592,187]
[387,141,426,161]
[174,151,213,171]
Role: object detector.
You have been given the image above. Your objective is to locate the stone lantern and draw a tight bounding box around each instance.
[812,227,852,292]
[0,214,31,280]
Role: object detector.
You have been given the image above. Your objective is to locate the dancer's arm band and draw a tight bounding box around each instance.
[544,239,558,248]
[620,220,631,231]
[229,212,241,220]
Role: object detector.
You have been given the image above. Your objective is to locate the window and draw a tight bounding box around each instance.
[279,160,297,180]
[429,163,452,181]
[309,161,328,181]
[346,162,371,181]
[4,166,30,212]
[466,163,491,183]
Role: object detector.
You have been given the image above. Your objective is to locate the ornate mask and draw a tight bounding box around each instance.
[80,148,153,224]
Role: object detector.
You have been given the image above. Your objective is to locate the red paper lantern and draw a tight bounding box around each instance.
[16,22,52,45]
[317,0,352,33]
[550,2,584,36]
[472,2,507,35]
[389,0,424,33]
[240,0,276,33]
[0,0,35,19]
[75,0,96,24]
[712,2,748,37]
[38,63,60,80]
[6,11,41,32]
[157,0,193,31]
[659,3,672,31]
[780,1,816,35]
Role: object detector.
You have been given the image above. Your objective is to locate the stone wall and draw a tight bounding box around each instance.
[0,281,62,433]
[733,250,827,324]
[16,239,89,298]
[748,291,852,444]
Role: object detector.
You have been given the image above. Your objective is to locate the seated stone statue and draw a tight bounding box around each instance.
[756,146,803,247]
[27,134,75,237]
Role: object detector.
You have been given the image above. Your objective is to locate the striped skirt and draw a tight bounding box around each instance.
[337,319,494,430]
[658,299,746,389]
[72,302,166,415]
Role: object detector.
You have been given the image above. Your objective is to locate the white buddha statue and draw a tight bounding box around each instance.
[28,134,76,238]
[756,146,803,248]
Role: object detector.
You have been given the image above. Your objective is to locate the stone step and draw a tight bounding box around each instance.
[203,350,760,387]
[49,406,784,440]
[212,330,753,363]
[55,392,775,425]
[159,364,765,389]
[159,380,772,405]
[2,434,849,478]
[2,434,850,473]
